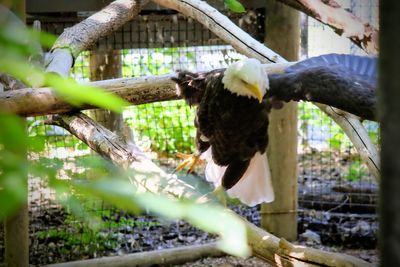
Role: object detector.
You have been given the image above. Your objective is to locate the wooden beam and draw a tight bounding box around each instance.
[379,1,400,266]
[261,0,299,241]
[44,242,224,267]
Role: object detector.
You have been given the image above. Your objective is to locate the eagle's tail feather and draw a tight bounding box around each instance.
[203,149,274,206]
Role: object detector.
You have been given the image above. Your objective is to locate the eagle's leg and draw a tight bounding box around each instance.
[174,152,204,173]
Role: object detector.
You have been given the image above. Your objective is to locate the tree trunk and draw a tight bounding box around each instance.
[379,1,400,266]
[261,0,299,241]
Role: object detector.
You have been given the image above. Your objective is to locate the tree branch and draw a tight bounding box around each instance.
[152,0,286,64]
[45,242,224,267]
[276,0,379,55]
[45,0,142,77]
[0,64,290,117]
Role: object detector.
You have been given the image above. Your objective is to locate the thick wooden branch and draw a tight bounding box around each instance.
[45,242,224,267]
[0,64,290,117]
[277,0,379,55]
[46,0,141,77]
[46,112,371,266]
[52,0,140,58]
[0,74,177,117]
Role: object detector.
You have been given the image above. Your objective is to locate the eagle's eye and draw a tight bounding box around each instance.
[240,79,249,85]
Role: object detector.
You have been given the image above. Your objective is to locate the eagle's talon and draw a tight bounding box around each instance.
[175,152,203,173]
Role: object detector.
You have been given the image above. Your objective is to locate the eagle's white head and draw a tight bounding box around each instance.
[222,58,269,102]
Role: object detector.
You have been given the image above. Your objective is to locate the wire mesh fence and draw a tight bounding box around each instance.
[297,0,379,246]
[0,1,379,265]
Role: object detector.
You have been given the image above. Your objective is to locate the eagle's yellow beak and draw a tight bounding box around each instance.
[246,83,263,103]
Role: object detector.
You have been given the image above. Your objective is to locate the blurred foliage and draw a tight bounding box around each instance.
[346,160,369,182]
[0,113,29,220]
[223,0,245,13]
[0,9,250,257]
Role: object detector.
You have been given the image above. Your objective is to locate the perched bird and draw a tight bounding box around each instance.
[173,58,274,206]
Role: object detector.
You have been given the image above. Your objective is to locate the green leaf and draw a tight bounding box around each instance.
[28,136,46,152]
[0,114,29,220]
[0,173,28,220]
[224,0,246,13]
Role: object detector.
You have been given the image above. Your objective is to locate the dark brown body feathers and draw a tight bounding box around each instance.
[173,69,269,189]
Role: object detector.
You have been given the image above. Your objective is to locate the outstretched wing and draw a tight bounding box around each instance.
[287,53,377,87]
[269,53,377,120]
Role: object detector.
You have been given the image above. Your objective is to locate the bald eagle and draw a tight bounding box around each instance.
[173,59,274,206]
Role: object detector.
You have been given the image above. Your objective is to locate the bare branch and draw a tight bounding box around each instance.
[46,0,142,77]
[277,0,379,55]
[0,64,293,117]
[152,0,285,64]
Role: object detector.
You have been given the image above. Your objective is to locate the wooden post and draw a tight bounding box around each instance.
[2,1,30,266]
[89,46,125,135]
[261,0,299,241]
[379,1,400,266]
